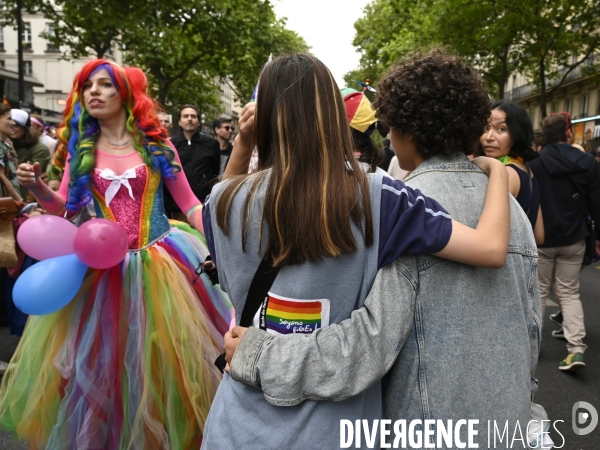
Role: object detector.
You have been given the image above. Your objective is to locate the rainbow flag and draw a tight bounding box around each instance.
[264,294,329,335]
[2,96,10,107]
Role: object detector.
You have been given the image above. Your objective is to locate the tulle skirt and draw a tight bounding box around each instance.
[0,222,232,449]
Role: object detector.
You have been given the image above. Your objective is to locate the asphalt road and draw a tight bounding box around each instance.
[534,261,600,449]
[0,261,598,449]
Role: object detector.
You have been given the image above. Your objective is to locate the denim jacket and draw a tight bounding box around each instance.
[230,155,541,448]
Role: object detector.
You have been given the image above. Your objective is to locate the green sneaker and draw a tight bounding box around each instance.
[559,352,586,371]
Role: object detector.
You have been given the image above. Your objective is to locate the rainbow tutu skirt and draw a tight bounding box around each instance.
[0,222,232,449]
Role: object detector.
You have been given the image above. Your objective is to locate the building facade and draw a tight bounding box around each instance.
[504,60,600,152]
[201,78,242,136]
[1,11,122,122]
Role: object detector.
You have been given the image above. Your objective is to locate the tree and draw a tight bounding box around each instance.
[123,0,308,106]
[38,0,133,59]
[515,0,600,117]
[1,0,308,110]
[347,0,600,112]
[431,0,525,100]
[348,0,524,99]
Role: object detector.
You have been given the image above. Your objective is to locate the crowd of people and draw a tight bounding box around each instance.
[0,48,596,449]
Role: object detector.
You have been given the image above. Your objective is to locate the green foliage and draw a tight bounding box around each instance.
[513,0,600,117]
[2,0,308,113]
[348,0,600,115]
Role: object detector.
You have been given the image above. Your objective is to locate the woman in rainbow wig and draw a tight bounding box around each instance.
[0,59,232,449]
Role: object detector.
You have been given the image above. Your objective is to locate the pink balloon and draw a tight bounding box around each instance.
[74,219,129,269]
[17,215,77,260]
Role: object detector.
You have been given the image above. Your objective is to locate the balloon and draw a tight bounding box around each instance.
[13,254,88,315]
[17,215,77,260]
[74,219,129,269]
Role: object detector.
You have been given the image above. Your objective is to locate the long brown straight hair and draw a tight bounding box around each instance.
[216,54,373,266]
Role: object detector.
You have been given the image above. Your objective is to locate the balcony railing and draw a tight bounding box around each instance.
[504,83,534,101]
[504,55,600,101]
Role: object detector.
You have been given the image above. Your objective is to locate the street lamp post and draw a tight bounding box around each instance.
[16,0,25,108]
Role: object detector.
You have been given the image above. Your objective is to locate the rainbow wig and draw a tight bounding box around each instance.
[51,59,179,211]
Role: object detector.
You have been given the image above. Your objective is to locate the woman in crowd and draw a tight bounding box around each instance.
[8,109,50,201]
[200,53,510,448]
[480,100,544,244]
[341,87,389,175]
[0,59,231,449]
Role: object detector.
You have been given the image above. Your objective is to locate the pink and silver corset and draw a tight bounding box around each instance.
[91,165,171,250]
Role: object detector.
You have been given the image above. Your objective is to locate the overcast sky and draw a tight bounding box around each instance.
[272,0,367,88]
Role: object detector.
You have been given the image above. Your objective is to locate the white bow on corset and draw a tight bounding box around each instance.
[99,168,136,207]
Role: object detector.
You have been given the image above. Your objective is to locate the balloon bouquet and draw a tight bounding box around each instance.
[14,217,128,315]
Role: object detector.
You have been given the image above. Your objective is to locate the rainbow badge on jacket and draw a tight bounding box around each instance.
[262,293,330,335]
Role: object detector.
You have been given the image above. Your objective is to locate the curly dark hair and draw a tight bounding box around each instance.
[373,49,491,158]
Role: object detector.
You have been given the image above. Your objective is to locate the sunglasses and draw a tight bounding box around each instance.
[548,111,572,134]
[222,126,233,131]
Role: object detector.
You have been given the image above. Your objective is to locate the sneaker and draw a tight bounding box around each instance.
[550,310,563,326]
[0,361,8,375]
[559,353,586,371]
[551,326,566,339]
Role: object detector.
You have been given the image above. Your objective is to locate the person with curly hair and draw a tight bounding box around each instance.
[221,50,540,448]
[1,60,231,449]
[480,100,544,244]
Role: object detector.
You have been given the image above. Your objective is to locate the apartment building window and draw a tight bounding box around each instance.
[564,98,572,115]
[581,94,589,117]
[0,28,4,51]
[23,61,32,76]
[0,60,5,69]
[551,102,559,113]
[45,24,58,52]
[529,108,536,125]
[23,22,32,50]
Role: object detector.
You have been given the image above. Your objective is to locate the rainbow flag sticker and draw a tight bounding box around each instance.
[263,293,330,335]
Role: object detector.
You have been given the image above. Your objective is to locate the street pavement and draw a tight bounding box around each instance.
[534,261,600,449]
[0,261,598,449]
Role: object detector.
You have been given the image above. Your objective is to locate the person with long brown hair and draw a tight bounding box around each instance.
[2,60,231,449]
[200,54,509,448]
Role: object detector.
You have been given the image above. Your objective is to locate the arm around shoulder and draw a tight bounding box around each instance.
[230,260,417,406]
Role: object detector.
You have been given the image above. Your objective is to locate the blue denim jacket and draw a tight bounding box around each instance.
[230,155,541,448]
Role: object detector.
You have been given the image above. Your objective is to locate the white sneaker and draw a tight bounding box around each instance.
[0,360,9,375]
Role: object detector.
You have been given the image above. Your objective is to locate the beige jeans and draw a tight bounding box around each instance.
[538,240,587,354]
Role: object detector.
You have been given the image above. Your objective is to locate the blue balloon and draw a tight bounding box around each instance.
[13,254,88,315]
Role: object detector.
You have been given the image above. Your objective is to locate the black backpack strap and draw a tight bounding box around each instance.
[214,257,280,373]
[239,258,280,327]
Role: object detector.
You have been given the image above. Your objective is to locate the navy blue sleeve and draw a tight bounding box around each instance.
[378,177,453,269]
[202,195,218,268]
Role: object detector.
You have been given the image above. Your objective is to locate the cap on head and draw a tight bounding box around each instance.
[342,90,377,135]
[10,109,30,128]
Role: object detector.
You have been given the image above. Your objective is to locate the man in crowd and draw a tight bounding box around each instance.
[213,118,233,175]
[529,112,600,372]
[30,115,57,158]
[164,105,219,220]
[377,138,394,171]
[0,104,22,201]
[158,111,172,137]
